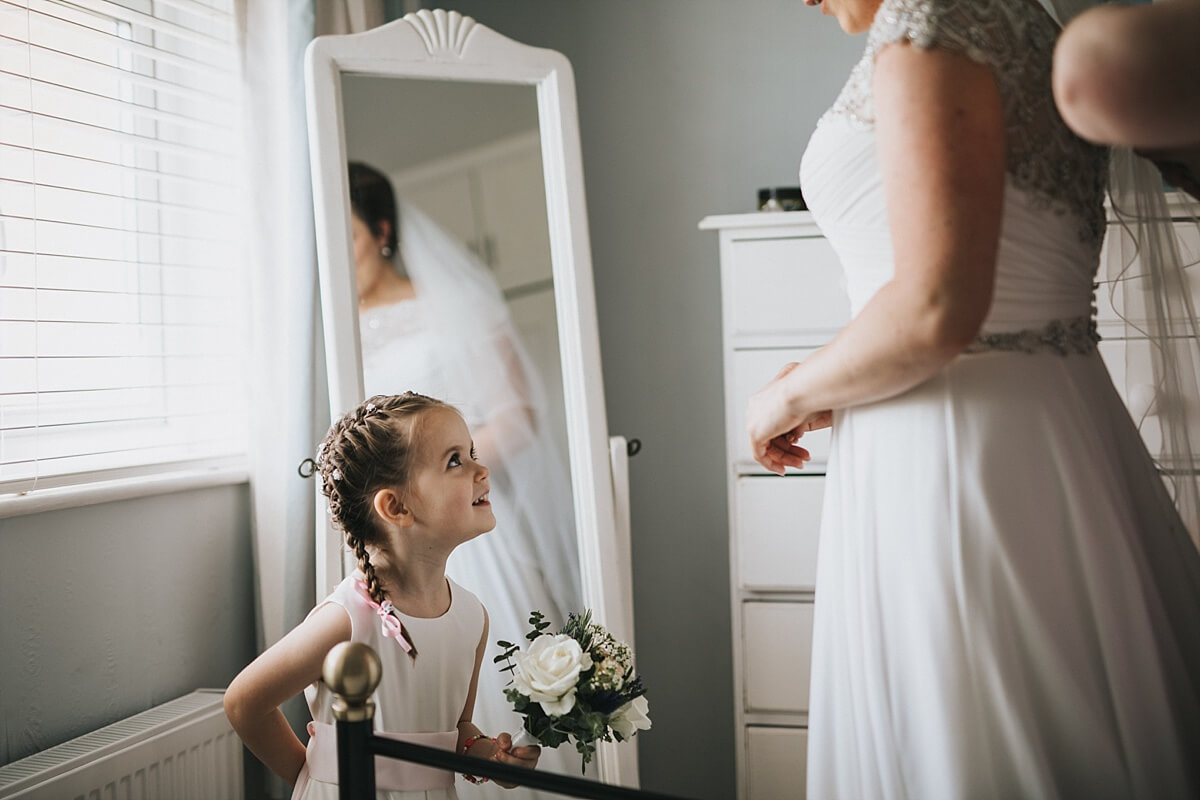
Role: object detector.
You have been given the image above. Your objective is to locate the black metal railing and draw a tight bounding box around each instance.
[322,642,696,800]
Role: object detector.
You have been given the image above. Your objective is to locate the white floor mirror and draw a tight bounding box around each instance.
[304,9,639,789]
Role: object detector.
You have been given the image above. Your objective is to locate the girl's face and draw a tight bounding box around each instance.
[403,407,495,544]
[805,0,883,35]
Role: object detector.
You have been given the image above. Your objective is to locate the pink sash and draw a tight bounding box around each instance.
[305,721,457,791]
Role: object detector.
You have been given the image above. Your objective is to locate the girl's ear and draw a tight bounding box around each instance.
[372,487,413,527]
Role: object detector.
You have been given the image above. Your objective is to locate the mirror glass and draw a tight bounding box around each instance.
[339,74,585,780]
[341,75,570,470]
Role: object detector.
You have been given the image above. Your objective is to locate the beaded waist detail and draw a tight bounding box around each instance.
[964,316,1099,356]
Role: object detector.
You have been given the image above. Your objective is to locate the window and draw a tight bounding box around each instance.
[0,0,249,497]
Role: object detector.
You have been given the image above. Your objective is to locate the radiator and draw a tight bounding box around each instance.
[0,690,243,800]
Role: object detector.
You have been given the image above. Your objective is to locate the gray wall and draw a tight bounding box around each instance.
[402,3,862,797]
[0,485,256,765]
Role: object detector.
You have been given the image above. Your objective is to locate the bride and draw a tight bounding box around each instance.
[748,0,1200,796]
[347,161,583,795]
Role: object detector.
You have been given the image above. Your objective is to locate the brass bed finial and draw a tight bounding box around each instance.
[323,642,381,723]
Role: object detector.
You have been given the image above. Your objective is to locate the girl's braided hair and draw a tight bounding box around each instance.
[312,392,449,616]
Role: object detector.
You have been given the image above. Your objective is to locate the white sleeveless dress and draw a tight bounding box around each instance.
[292,574,484,800]
[359,299,582,796]
[798,1,1200,797]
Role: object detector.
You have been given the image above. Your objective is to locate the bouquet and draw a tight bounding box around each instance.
[496,610,651,771]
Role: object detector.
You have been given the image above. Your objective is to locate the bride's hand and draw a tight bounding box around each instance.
[747,363,832,476]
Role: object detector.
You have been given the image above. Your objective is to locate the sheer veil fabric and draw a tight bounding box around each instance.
[1106,148,1200,541]
[394,200,581,615]
[1043,0,1200,542]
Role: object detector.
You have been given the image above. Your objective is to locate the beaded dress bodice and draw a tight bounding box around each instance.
[800,0,1110,351]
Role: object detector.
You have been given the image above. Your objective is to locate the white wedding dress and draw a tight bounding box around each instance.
[798,0,1200,797]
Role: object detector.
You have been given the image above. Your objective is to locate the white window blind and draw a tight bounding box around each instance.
[0,0,249,496]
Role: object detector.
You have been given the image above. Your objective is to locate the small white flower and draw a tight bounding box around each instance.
[589,628,633,672]
[590,656,625,692]
[511,633,593,717]
[609,695,651,739]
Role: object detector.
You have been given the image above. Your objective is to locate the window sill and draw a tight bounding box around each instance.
[0,465,250,519]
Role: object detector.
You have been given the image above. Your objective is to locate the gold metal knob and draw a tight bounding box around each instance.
[323,642,381,722]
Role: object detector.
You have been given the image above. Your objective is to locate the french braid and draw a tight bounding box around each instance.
[314,392,449,654]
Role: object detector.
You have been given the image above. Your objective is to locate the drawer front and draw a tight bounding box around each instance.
[1099,337,1200,464]
[731,348,831,472]
[736,476,823,591]
[746,726,808,800]
[728,236,849,339]
[1097,220,1200,327]
[743,601,815,713]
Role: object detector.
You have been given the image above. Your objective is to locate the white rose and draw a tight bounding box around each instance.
[609,695,651,739]
[512,633,593,717]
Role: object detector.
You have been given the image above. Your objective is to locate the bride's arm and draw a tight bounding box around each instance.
[1051,0,1200,201]
[748,43,1005,475]
[1053,0,1200,150]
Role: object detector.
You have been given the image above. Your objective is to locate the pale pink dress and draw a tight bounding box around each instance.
[291,574,484,800]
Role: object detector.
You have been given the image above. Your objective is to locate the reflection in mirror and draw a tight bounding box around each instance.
[341,75,583,786]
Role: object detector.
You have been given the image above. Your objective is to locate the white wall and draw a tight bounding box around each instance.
[0,485,256,766]
[399,3,863,797]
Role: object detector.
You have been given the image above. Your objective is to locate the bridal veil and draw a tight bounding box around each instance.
[1043,0,1200,543]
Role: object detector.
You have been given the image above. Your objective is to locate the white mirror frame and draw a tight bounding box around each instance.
[304,10,637,787]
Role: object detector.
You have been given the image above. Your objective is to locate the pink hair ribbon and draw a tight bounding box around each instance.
[354,579,415,656]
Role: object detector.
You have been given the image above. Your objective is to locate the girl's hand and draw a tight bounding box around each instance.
[747,362,831,475]
[491,732,540,788]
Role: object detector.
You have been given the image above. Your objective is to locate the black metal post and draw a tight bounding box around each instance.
[336,716,376,800]
[322,642,383,800]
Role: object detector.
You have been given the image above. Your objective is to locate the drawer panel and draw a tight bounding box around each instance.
[736,476,823,590]
[731,348,830,472]
[727,236,849,339]
[746,726,808,800]
[743,601,814,713]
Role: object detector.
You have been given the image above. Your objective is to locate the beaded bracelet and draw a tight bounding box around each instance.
[461,734,497,784]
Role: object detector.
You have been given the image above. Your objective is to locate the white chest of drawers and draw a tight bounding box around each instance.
[700,210,849,800]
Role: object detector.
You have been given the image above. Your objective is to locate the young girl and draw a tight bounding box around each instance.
[224,392,541,798]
